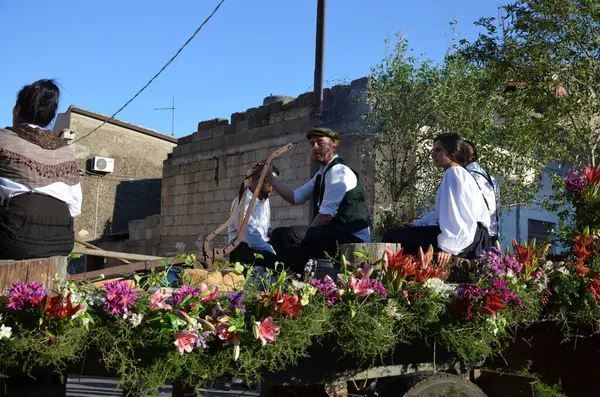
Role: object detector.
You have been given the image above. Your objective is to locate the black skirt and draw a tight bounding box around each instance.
[0,193,74,260]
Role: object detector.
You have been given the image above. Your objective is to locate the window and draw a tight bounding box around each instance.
[527,219,556,250]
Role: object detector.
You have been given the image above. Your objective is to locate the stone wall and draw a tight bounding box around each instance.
[128,77,376,256]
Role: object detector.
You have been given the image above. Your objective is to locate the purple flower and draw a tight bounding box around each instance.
[172,285,200,307]
[479,248,522,277]
[458,283,485,300]
[311,276,340,307]
[368,279,388,297]
[503,255,522,274]
[490,279,523,308]
[195,331,210,350]
[565,168,587,193]
[5,281,47,310]
[227,290,245,312]
[103,280,137,315]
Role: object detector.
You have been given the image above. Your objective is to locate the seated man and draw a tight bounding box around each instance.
[227,164,280,268]
[268,127,371,272]
[462,140,501,246]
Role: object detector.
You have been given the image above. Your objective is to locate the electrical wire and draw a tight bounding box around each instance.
[69,0,227,145]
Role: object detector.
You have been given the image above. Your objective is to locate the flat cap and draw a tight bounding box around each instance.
[306,127,340,142]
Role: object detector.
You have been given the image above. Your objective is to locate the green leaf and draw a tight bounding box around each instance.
[234,262,245,274]
[167,313,180,331]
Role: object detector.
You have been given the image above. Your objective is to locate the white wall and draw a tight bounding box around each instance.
[499,163,571,253]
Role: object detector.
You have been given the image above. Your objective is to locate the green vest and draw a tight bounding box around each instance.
[312,157,370,234]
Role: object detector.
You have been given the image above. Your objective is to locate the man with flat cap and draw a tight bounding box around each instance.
[267,127,371,272]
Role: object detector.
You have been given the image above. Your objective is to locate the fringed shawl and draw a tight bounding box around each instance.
[0,125,80,188]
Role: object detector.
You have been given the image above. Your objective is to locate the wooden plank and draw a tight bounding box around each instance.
[71,246,164,261]
[0,261,29,291]
[0,257,66,291]
[68,255,187,281]
[75,240,130,264]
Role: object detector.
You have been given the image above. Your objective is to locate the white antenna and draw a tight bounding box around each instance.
[498,6,506,36]
[155,96,175,136]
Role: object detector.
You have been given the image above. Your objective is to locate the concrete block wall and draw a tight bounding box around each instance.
[128,77,375,256]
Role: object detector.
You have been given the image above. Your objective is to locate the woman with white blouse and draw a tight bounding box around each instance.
[381,133,491,267]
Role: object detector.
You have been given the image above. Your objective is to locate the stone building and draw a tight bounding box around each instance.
[127,77,377,257]
[53,106,178,244]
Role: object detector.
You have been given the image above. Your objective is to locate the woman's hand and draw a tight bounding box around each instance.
[436,251,453,267]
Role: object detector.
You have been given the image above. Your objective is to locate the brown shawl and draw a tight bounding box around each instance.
[0,125,80,188]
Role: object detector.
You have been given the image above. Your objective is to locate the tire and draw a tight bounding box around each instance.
[382,372,487,397]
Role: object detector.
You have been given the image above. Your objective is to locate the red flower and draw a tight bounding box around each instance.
[479,294,506,317]
[571,258,590,277]
[276,293,303,317]
[264,288,303,317]
[41,294,84,319]
[589,278,600,301]
[512,240,533,268]
[456,299,476,320]
[572,235,594,262]
[384,246,445,283]
[384,248,418,279]
[583,165,600,183]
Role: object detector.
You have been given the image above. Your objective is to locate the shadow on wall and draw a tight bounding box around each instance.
[111,179,162,233]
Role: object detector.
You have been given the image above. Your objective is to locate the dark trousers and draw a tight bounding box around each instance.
[0,193,74,260]
[229,242,278,269]
[270,225,361,272]
[381,223,490,259]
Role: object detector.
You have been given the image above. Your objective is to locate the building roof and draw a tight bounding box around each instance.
[69,105,178,144]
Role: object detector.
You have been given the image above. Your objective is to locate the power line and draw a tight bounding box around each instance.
[69,0,227,145]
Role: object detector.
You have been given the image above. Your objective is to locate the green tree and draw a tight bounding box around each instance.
[362,32,546,230]
[462,0,600,167]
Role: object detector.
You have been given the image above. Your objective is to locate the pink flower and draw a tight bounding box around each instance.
[349,274,374,297]
[173,330,200,355]
[6,281,46,310]
[199,283,219,303]
[214,315,239,346]
[150,289,172,311]
[254,317,280,346]
[102,280,137,315]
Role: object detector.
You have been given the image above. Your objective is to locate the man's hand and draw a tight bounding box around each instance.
[436,251,453,268]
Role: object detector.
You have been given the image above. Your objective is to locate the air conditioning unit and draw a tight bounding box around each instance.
[91,156,115,173]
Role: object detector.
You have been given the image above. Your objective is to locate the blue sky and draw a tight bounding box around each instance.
[0,1,503,138]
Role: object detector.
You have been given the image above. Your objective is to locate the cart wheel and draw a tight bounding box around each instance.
[382,372,487,397]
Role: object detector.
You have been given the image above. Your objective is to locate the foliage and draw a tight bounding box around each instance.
[362,30,546,229]
[3,224,600,393]
[462,0,600,169]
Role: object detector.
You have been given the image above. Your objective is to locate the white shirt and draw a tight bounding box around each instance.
[227,188,276,255]
[466,162,500,236]
[414,166,490,255]
[0,178,82,217]
[293,155,371,242]
[0,124,82,217]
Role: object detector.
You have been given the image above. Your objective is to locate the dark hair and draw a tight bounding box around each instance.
[15,79,60,127]
[462,139,478,165]
[433,133,466,164]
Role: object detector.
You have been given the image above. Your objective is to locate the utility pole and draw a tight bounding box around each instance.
[309,0,326,222]
[313,0,326,116]
[155,96,175,136]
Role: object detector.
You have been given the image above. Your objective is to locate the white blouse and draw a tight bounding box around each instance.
[431,166,490,255]
[227,188,276,255]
